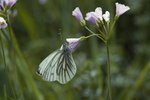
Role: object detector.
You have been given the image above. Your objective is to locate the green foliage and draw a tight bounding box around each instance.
[0,0,150,100]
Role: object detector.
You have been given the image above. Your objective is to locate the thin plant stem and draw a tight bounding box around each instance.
[108,16,118,39]
[85,26,97,35]
[84,26,106,42]
[0,30,17,100]
[81,34,105,42]
[106,41,112,100]
[6,12,44,100]
[0,32,7,69]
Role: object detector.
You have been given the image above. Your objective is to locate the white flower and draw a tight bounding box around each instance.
[95,7,103,21]
[66,38,80,52]
[103,11,110,22]
[0,17,7,29]
[115,2,130,17]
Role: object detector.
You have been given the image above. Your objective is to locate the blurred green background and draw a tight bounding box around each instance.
[0,0,150,100]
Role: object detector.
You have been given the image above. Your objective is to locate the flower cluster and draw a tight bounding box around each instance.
[72,2,130,26]
[70,2,130,97]
[0,0,17,29]
[72,2,130,43]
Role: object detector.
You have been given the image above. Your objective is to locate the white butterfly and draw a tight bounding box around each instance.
[37,38,80,84]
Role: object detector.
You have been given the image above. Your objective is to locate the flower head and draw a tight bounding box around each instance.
[0,17,7,29]
[85,7,103,25]
[115,2,130,17]
[0,0,5,10]
[85,12,98,25]
[5,0,17,8]
[72,7,85,25]
[0,0,17,10]
[66,38,80,52]
[103,11,110,22]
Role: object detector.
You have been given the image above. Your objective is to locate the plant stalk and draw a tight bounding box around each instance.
[106,41,112,100]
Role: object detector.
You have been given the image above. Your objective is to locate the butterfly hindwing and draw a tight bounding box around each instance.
[56,53,76,84]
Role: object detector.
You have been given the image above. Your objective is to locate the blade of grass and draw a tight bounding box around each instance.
[124,62,150,100]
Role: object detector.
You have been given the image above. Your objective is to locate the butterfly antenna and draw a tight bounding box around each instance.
[57,29,64,43]
[58,29,65,43]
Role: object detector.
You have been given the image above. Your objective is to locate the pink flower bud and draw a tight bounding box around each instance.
[66,38,80,52]
[72,7,84,22]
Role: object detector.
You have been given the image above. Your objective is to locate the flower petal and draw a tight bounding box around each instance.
[95,7,103,20]
[85,12,98,25]
[4,0,17,8]
[103,11,110,22]
[115,2,130,16]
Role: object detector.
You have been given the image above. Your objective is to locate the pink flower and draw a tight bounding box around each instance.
[66,38,80,52]
[72,7,84,22]
[5,0,17,7]
[85,12,98,25]
[85,7,103,25]
[115,2,130,17]
[0,0,17,9]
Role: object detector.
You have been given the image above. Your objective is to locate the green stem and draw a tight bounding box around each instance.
[106,41,112,100]
[80,34,105,42]
[85,26,97,35]
[0,32,7,70]
[6,12,43,100]
[97,28,106,38]
[84,26,106,42]
[0,29,17,100]
[1,29,10,41]
[108,16,118,39]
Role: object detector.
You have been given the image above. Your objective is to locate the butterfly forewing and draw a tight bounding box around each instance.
[37,44,77,84]
[38,50,59,75]
[42,51,62,82]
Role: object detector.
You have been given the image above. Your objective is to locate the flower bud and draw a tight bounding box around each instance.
[72,7,85,25]
[103,11,110,22]
[66,38,80,52]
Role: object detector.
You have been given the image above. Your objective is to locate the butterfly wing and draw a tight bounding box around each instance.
[37,50,59,75]
[56,53,77,84]
[38,50,77,84]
